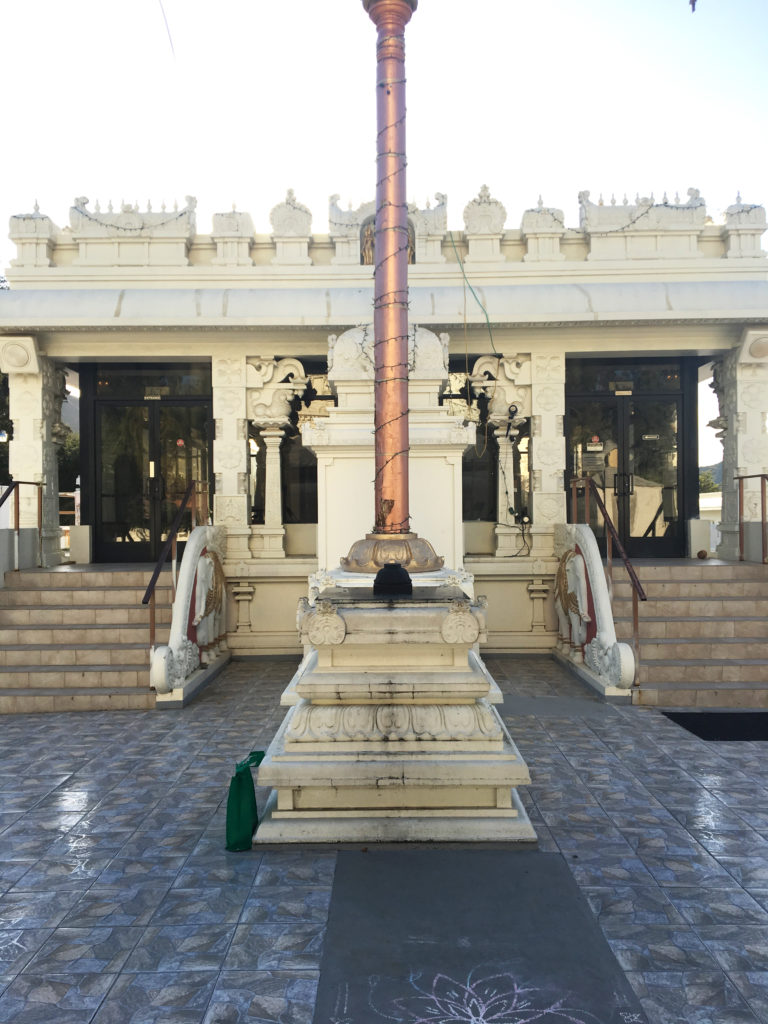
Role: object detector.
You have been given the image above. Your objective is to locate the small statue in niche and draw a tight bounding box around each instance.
[407,220,415,264]
[361,219,375,265]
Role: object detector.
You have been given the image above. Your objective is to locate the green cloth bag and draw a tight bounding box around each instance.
[225,750,265,852]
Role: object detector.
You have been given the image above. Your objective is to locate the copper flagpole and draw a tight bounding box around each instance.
[342,0,441,574]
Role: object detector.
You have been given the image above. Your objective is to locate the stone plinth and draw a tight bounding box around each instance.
[255,585,536,843]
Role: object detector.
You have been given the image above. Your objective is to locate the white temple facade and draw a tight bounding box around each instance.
[2,187,767,666]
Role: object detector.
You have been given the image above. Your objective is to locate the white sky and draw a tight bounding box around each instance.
[1,0,759,463]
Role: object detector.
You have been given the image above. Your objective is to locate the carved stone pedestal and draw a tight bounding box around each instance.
[255,584,536,843]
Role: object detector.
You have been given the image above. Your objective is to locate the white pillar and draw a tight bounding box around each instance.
[249,427,286,557]
[530,352,567,556]
[714,330,768,561]
[211,356,250,562]
[0,338,63,566]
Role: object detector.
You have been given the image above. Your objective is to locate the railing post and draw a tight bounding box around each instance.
[738,476,745,561]
[37,484,43,568]
[13,485,20,572]
[571,479,578,523]
[584,479,591,528]
[632,587,640,685]
[605,523,613,601]
[149,590,156,652]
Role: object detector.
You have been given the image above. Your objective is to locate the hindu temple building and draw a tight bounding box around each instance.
[0,185,767,711]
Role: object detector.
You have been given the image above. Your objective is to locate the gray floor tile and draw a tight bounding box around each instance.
[90,970,218,1024]
[123,925,235,973]
[225,923,325,971]
[0,929,53,976]
[0,972,116,1022]
[0,891,85,929]
[24,926,142,975]
[626,970,758,1024]
[150,886,251,925]
[202,970,318,1024]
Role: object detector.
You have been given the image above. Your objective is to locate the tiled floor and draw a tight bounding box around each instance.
[0,655,767,1023]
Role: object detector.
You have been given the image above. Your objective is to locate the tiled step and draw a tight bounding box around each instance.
[634,682,768,709]
[0,687,156,712]
[0,623,170,646]
[614,596,768,618]
[614,578,768,599]
[624,562,768,581]
[0,586,173,607]
[615,616,768,640]
[636,658,768,684]
[3,569,169,589]
[639,637,768,661]
[0,665,151,690]
[0,644,149,667]
[0,566,174,713]
[0,605,172,626]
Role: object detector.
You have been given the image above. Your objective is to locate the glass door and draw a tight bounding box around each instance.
[627,397,680,554]
[96,404,152,559]
[567,394,683,557]
[95,401,211,561]
[156,405,211,551]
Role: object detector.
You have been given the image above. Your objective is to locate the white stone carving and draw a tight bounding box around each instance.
[286,702,501,743]
[521,200,566,262]
[213,496,246,526]
[327,326,375,382]
[464,185,507,234]
[440,601,482,644]
[212,210,254,266]
[463,185,506,262]
[247,357,307,427]
[150,526,228,695]
[553,523,635,693]
[298,599,347,646]
[8,207,58,267]
[532,354,565,383]
[67,196,196,267]
[0,337,40,375]
[270,190,312,237]
[470,355,532,425]
[328,193,447,264]
[270,190,312,265]
[725,198,767,259]
[212,358,244,387]
[579,188,706,260]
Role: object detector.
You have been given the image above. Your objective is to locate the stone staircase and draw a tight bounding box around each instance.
[613,561,768,708]
[0,566,173,713]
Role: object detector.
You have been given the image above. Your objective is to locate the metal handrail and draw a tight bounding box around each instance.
[0,480,44,569]
[570,476,647,679]
[141,479,208,651]
[736,473,768,564]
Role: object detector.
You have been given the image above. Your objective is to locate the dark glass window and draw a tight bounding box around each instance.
[281,431,318,524]
[463,423,498,521]
[566,360,681,394]
[96,363,211,399]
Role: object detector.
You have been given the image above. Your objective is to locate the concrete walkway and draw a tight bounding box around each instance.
[0,656,767,1023]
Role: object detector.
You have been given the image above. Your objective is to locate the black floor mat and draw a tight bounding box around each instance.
[314,849,647,1024]
[665,711,768,741]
